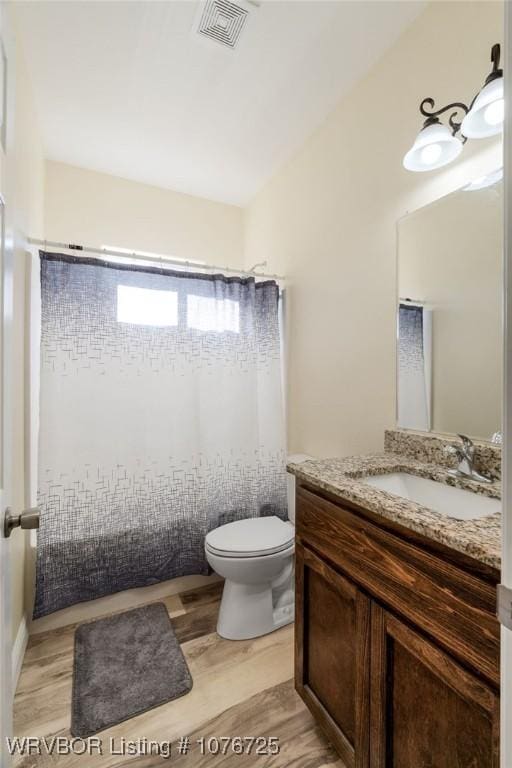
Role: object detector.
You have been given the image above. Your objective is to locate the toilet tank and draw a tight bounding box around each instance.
[286,454,313,524]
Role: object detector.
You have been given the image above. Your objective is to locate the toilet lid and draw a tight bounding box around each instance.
[205,516,294,558]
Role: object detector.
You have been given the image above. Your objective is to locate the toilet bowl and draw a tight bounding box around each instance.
[205,455,311,640]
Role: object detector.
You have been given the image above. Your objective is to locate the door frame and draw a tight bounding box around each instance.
[0,188,13,766]
[502,5,512,766]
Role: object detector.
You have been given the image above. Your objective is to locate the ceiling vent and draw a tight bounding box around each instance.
[195,0,250,50]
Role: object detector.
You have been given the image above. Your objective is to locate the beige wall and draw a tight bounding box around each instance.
[7,11,45,644]
[44,161,245,268]
[399,186,502,439]
[244,1,503,458]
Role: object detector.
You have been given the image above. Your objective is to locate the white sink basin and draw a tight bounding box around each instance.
[361,472,500,521]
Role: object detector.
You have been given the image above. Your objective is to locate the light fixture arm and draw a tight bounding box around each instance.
[487,42,502,84]
[419,98,469,141]
[414,42,502,143]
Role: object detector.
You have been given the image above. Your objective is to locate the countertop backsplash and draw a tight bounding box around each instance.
[384,429,501,482]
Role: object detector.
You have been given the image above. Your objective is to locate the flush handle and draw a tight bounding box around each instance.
[3,507,40,538]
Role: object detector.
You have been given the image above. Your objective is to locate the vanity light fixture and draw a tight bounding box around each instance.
[404,43,503,172]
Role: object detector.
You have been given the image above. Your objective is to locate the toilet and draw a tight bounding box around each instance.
[205,455,311,640]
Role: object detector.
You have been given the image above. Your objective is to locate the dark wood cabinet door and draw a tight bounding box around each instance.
[370,603,500,768]
[295,542,370,768]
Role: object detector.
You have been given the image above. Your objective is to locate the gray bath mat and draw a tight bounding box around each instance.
[71,602,193,737]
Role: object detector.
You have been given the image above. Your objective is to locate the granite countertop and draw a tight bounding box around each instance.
[287,452,501,571]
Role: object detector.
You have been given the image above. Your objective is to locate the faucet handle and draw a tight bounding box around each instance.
[457,434,474,457]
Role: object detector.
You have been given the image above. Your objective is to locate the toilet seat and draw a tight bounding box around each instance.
[205,516,294,559]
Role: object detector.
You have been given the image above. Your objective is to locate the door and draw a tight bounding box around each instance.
[502,5,512,768]
[0,189,12,765]
[295,542,370,768]
[370,603,500,768]
[0,190,13,766]
[0,5,14,763]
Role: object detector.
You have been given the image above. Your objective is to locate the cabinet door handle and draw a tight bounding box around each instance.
[3,507,40,538]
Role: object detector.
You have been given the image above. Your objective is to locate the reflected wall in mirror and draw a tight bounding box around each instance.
[397,175,502,442]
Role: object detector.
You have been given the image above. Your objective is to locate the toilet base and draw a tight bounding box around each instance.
[216,579,294,641]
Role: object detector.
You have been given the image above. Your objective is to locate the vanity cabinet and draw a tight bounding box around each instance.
[370,605,499,768]
[295,482,500,768]
[295,542,370,767]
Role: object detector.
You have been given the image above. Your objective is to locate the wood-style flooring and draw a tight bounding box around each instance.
[13,582,343,767]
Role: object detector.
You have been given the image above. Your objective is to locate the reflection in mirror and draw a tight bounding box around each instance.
[397,174,502,442]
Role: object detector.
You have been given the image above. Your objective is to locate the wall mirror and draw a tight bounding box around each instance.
[397,172,503,442]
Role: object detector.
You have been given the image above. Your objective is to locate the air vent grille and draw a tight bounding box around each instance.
[197,0,249,49]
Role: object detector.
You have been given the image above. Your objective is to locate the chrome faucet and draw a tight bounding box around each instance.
[445,434,493,484]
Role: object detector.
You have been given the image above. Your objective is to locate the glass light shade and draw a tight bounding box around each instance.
[461,76,504,138]
[403,122,463,172]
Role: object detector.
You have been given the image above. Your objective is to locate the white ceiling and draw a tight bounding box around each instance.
[15,1,424,206]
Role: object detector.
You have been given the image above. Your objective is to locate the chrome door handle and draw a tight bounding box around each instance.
[4,507,40,538]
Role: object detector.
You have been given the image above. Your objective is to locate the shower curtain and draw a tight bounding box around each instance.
[35,253,287,618]
[397,303,432,432]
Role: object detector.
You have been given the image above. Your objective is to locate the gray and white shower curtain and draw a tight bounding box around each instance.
[35,253,287,617]
[397,303,432,432]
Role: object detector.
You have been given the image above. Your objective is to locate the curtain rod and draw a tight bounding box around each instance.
[399,297,426,306]
[27,238,286,282]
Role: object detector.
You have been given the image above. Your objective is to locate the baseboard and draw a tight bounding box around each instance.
[30,573,222,635]
[12,615,29,692]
